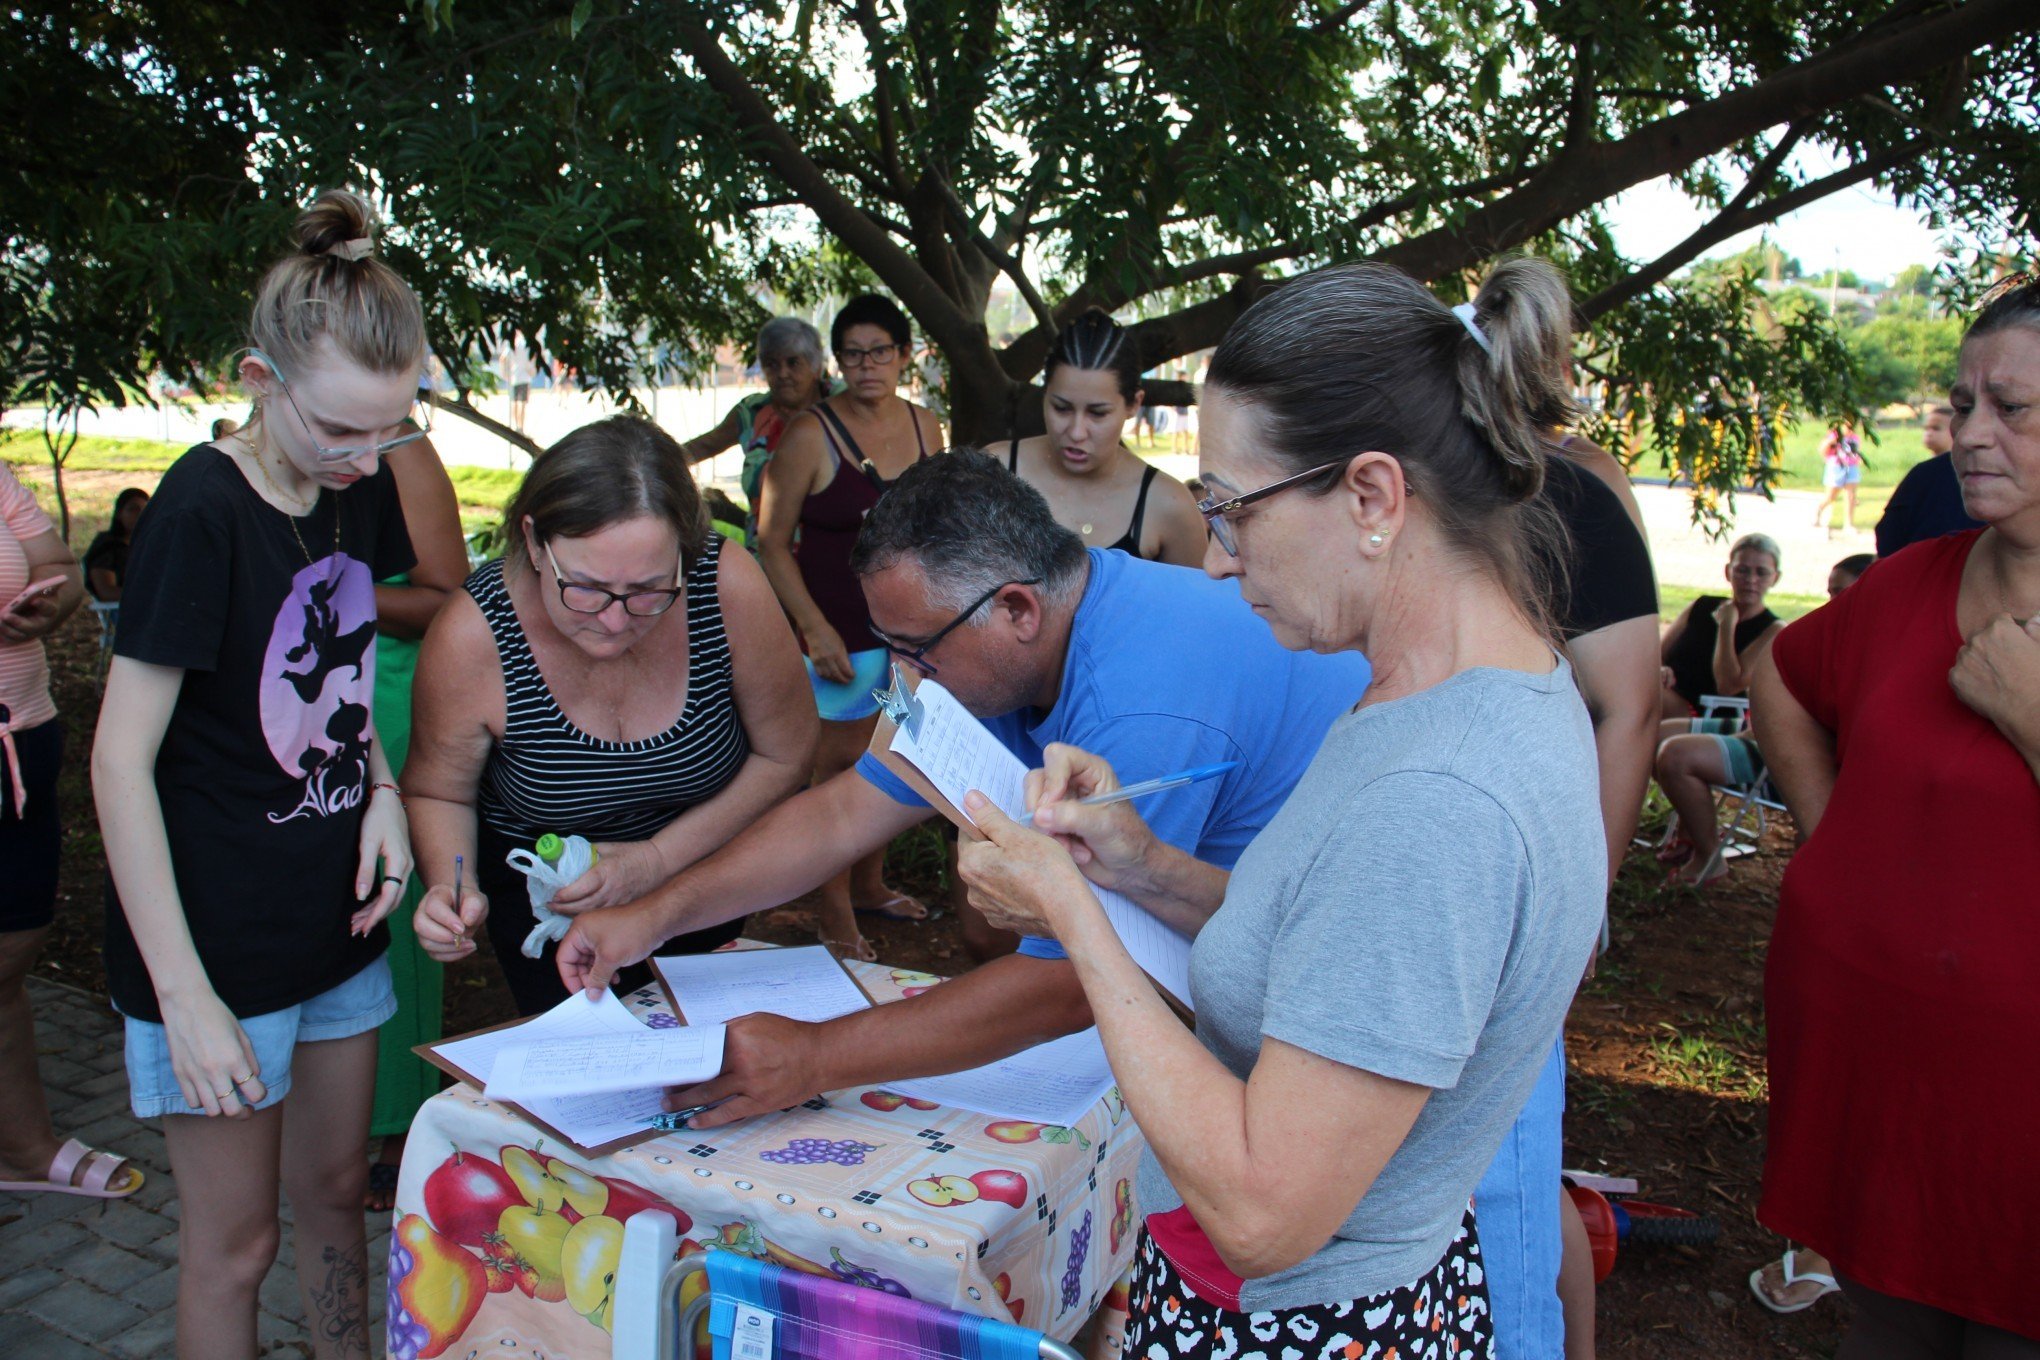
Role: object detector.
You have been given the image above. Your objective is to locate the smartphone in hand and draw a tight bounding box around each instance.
[0,575,64,621]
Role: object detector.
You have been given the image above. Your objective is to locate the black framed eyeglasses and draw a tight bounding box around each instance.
[869,578,1041,676]
[1196,458,1355,556]
[835,342,902,368]
[543,542,685,616]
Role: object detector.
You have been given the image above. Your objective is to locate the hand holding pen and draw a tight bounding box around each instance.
[415,853,489,963]
[1014,743,1192,893]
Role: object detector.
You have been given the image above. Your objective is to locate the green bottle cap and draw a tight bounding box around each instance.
[535,834,565,866]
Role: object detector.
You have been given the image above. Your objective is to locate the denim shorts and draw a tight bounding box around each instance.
[120,955,396,1118]
[1473,1035,1567,1360]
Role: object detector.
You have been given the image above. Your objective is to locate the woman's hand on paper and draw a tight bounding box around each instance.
[548,840,670,916]
[958,792,1094,940]
[415,884,489,962]
[555,903,669,996]
[1023,743,1161,894]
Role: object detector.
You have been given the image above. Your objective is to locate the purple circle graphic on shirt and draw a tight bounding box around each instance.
[260,553,378,823]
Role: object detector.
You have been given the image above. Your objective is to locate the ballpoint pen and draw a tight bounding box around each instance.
[1020,761,1238,825]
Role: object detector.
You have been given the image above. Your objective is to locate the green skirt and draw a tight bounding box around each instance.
[370,603,445,1137]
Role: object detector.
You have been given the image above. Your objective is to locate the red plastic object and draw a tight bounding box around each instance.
[1566,1183,1619,1283]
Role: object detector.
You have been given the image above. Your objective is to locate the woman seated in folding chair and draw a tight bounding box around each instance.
[1658,532,1784,721]
[1655,553,1870,886]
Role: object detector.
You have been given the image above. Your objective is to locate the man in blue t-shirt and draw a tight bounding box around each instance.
[554,452,1369,1123]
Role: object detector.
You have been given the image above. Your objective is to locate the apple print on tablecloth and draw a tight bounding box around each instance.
[907,1168,1030,1209]
[860,1090,940,1113]
[984,1119,1090,1150]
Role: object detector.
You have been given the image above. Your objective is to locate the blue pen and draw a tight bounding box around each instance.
[649,1095,736,1132]
[1020,761,1238,825]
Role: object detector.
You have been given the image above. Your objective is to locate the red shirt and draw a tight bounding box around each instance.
[1764,531,2040,1336]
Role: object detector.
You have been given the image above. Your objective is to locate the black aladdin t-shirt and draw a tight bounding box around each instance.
[105,445,414,1021]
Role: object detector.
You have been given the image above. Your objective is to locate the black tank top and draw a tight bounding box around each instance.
[469,538,750,842]
[798,403,930,654]
[1007,439,1160,557]
[1665,595,1779,708]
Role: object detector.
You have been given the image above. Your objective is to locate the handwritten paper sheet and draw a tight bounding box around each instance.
[432,990,685,1148]
[890,679,1194,1007]
[653,946,874,1027]
[486,1026,726,1101]
[892,1028,1117,1126]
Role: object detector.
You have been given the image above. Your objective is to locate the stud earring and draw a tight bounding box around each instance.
[1368,532,1386,547]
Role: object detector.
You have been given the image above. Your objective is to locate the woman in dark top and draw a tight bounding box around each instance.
[1005,310,1205,566]
[82,487,149,601]
[753,293,944,959]
[408,417,815,1014]
[91,190,422,1357]
[1660,533,1785,717]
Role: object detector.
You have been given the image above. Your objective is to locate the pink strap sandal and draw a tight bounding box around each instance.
[0,1138,145,1200]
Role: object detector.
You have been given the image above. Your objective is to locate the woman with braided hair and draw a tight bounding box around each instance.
[1006,309,1206,568]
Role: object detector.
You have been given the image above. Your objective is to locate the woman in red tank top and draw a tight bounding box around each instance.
[754,294,944,959]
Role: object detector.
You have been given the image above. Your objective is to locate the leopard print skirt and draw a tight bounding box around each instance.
[1122,1207,1494,1359]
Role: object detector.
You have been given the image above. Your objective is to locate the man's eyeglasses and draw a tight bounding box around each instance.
[836,343,902,368]
[869,578,1041,676]
[252,349,432,464]
[543,542,685,617]
[1196,458,1355,556]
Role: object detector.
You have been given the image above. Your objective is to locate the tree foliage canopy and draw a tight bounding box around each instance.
[4,0,2036,521]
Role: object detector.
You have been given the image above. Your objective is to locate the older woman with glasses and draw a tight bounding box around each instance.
[959,263,1606,1358]
[407,416,815,1014]
[754,292,946,958]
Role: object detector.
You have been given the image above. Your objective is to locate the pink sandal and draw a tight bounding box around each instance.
[0,1138,145,1200]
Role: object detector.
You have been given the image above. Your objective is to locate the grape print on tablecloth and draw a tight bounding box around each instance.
[1060,1209,1092,1314]
[760,1137,881,1166]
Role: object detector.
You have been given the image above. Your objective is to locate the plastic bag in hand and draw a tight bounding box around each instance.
[502,835,595,958]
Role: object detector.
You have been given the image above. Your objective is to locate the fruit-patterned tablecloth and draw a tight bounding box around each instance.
[389,955,1142,1360]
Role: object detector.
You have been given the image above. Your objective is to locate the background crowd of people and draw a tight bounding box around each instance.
[1,186,2034,1360]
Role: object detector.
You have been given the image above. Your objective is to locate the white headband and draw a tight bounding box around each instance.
[1451,302,1492,353]
[326,237,373,262]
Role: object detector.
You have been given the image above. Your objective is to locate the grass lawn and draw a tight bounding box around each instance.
[3,429,528,546]
[1658,581,1824,624]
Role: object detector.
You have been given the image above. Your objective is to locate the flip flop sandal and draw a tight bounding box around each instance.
[1749,1249,1840,1314]
[0,1138,145,1200]
[821,935,878,963]
[364,1161,401,1212]
[1655,836,1696,866]
[854,893,932,922]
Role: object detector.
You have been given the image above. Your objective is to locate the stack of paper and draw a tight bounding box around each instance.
[431,990,695,1150]
[485,1026,725,1101]
[892,1028,1116,1126]
[653,945,874,1026]
[890,679,1194,1006]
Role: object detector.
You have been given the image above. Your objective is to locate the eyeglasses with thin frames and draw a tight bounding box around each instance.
[543,542,685,617]
[251,349,433,464]
[1196,458,1356,556]
[868,578,1041,676]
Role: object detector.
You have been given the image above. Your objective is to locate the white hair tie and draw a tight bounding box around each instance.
[326,237,373,262]
[1451,302,1492,353]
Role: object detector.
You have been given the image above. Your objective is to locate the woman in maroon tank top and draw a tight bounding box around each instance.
[754,294,944,959]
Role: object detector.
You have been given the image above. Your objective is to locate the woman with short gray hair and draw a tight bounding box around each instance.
[680,316,834,525]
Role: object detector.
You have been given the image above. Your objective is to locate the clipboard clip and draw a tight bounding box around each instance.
[873,662,925,737]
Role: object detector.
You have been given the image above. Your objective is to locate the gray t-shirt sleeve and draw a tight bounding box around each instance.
[1261,771,1527,1091]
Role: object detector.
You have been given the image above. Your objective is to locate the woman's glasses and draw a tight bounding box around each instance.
[835,343,902,368]
[251,349,432,464]
[543,543,685,617]
[1196,458,1355,556]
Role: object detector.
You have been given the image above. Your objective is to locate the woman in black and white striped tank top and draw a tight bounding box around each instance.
[404,418,816,1014]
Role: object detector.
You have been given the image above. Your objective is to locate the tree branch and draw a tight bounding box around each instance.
[1310,0,1377,34]
[673,20,997,388]
[437,393,541,456]
[1372,0,2031,285]
[1580,140,1928,321]
[932,172,1054,330]
[852,0,913,195]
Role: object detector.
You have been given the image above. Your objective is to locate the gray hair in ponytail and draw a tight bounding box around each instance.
[1204,261,1567,635]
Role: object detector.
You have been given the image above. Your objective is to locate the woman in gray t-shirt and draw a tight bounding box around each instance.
[960,261,1605,1358]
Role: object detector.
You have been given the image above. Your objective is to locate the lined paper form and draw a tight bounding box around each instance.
[890,679,1194,1007]
[486,1026,726,1101]
[653,946,874,1027]
[893,1028,1117,1125]
[431,990,682,1148]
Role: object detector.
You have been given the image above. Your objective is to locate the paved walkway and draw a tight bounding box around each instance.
[0,977,391,1358]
